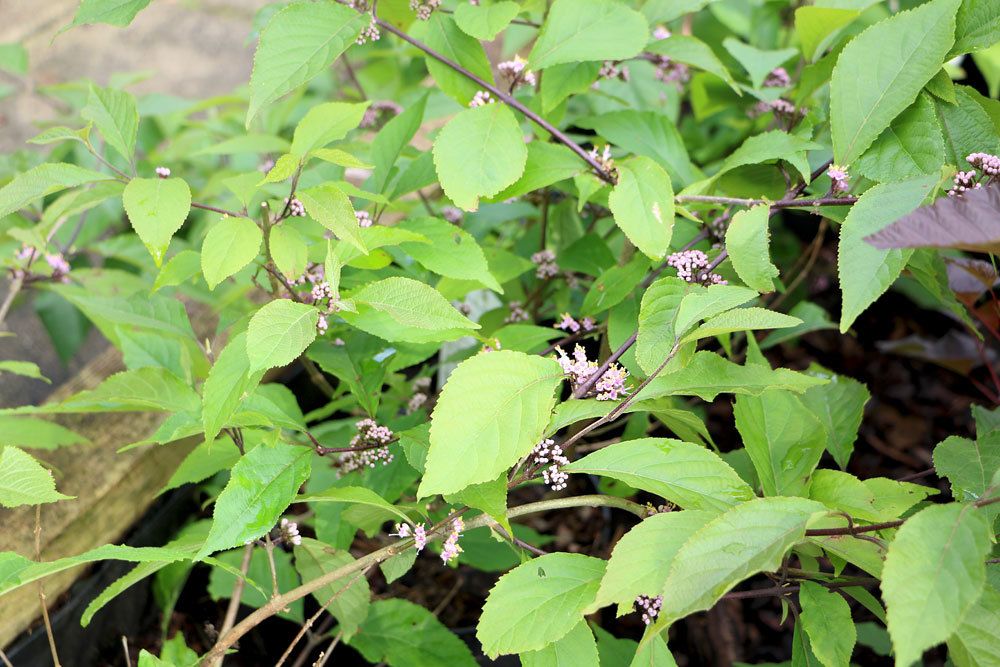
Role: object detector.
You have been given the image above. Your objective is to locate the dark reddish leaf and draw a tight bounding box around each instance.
[864,185,1000,253]
[946,257,998,302]
[876,331,995,374]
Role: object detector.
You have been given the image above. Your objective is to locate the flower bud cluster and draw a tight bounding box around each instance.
[763,67,791,88]
[635,595,663,625]
[666,249,726,285]
[949,152,1000,196]
[285,197,305,217]
[505,301,530,323]
[555,345,630,402]
[278,517,302,546]
[469,90,495,108]
[532,249,559,279]
[155,166,171,178]
[651,56,690,86]
[391,522,428,552]
[598,61,630,83]
[498,55,536,89]
[653,26,671,40]
[587,144,615,174]
[531,439,570,491]
[749,98,806,124]
[357,15,380,44]
[410,0,441,20]
[827,165,850,194]
[340,418,395,473]
[440,517,464,564]
[441,206,463,224]
[355,210,373,227]
[554,313,596,334]
[360,100,403,129]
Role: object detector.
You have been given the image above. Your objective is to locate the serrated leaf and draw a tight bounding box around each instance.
[722,38,797,89]
[343,277,478,344]
[567,438,754,512]
[577,111,696,187]
[655,497,824,624]
[247,1,366,125]
[0,446,72,507]
[348,599,477,667]
[291,101,370,157]
[0,163,111,219]
[520,621,600,667]
[682,308,801,344]
[398,216,501,292]
[202,331,264,445]
[799,581,856,667]
[646,35,736,90]
[855,94,945,183]
[269,225,307,279]
[452,1,521,41]
[415,13,495,106]
[794,7,859,61]
[198,444,311,557]
[245,299,319,373]
[478,553,605,657]
[609,156,675,260]
[432,104,527,212]
[590,511,715,613]
[200,216,262,289]
[81,84,138,162]
[0,416,88,450]
[933,433,1000,503]
[838,175,938,332]
[800,370,870,469]
[371,92,427,194]
[419,351,562,497]
[636,277,702,375]
[528,0,648,70]
[882,503,992,667]
[0,360,49,383]
[297,183,367,254]
[153,250,201,292]
[726,204,779,292]
[935,87,1000,169]
[67,0,152,29]
[830,0,961,165]
[296,486,415,526]
[716,130,821,185]
[947,585,1000,667]
[493,142,583,201]
[122,177,192,266]
[293,538,370,637]
[951,0,1000,55]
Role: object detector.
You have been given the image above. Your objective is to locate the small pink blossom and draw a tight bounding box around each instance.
[763,67,791,88]
[414,524,427,551]
[469,90,494,107]
[635,595,663,625]
[155,166,171,178]
[505,301,529,323]
[653,26,671,40]
[532,439,570,491]
[827,165,850,194]
[339,418,395,474]
[532,249,559,280]
[440,517,464,564]
[285,197,305,217]
[555,313,580,333]
[279,518,302,546]
[498,55,536,89]
[355,210,373,227]
[595,364,629,401]
[316,314,329,335]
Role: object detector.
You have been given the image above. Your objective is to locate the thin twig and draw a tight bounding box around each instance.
[275,569,369,667]
[264,536,280,598]
[311,632,343,667]
[192,202,250,218]
[676,195,856,208]
[212,543,254,667]
[121,636,131,667]
[34,506,61,667]
[0,647,13,667]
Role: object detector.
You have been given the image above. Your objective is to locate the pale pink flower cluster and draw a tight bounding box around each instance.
[588,144,615,173]
[498,55,536,89]
[532,439,570,491]
[666,249,726,285]
[653,26,671,40]
[554,313,596,334]
[440,517,464,564]
[259,158,276,173]
[651,56,690,86]
[360,100,403,129]
[555,345,630,401]
[827,165,850,194]
[357,15,380,44]
[279,518,302,546]
[469,90,494,108]
[407,376,431,414]
[636,595,663,625]
[598,61,629,83]
[532,249,559,279]
[285,197,305,217]
[14,244,35,261]
[316,315,328,335]
[505,301,529,323]
[355,210,373,227]
[295,263,325,286]
[410,0,441,20]
[749,98,805,122]
[951,152,1000,196]
[45,252,71,283]
[968,152,1000,176]
[441,206,463,224]
[340,418,395,473]
[763,67,791,88]
[391,522,428,551]
[155,166,171,178]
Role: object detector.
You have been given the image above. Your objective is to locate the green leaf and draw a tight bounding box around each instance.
[371,92,428,194]
[855,94,945,183]
[838,174,938,332]
[540,62,601,114]
[81,84,138,162]
[951,0,1000,55]
[202,331,264,445]
[478,553,605,657]
[577,111,696,187]
[343,277,478,344]
[761,301,837,349]
[398,217,501,292]
[200,216,263,289]
[609,156,675,260]
[11,367,200,415]
[269,225,308,280]
[528,0,648,70]
[830,0,961,165]
[681,308,801,344]
[153,250,201,292]
[420,351,561,497]
[520,621,600,667]
[348,599,477,667]
[122,177,192,266]
[637,351,827,402]
[947,584,1000,667]
[646,35,736,90]
[433,104,528,212]
[199,134,291,158]
[0,360,49,383]
[591,511,716,612]
[582,255,650,317]
[809,469,897,523]
[493,142,583,201]
[291,101,370,157]
[0,416,88,450]
[655,497,824,624]
[296,486,415,526]
[453,1,521,41]
[0,163,111,219]
[800,370,870,469]
[0,446,72,507]
[726,204,779,292]
[734,388,827,497]
[67,0,152,29]
[673,285,759,339]
[293,538,370,637]
[722,39,797,89]
[799,581,857,667]
[567,438,754,512]
[882,503,992,667]
[794,6,859,62]
[630,634,677,667]
[934,433,1000,503]
[715,130,821,185]
[297,183,368,255]
[636,277,702,375]
[247,1,366,125]
[198,444,311,557]
[415,14,495,105]
[0,42,28,76]
[245,300,319,373]
[934,86,1000,169]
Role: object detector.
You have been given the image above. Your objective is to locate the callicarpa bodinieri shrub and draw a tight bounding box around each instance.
[1,0,1000,665]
